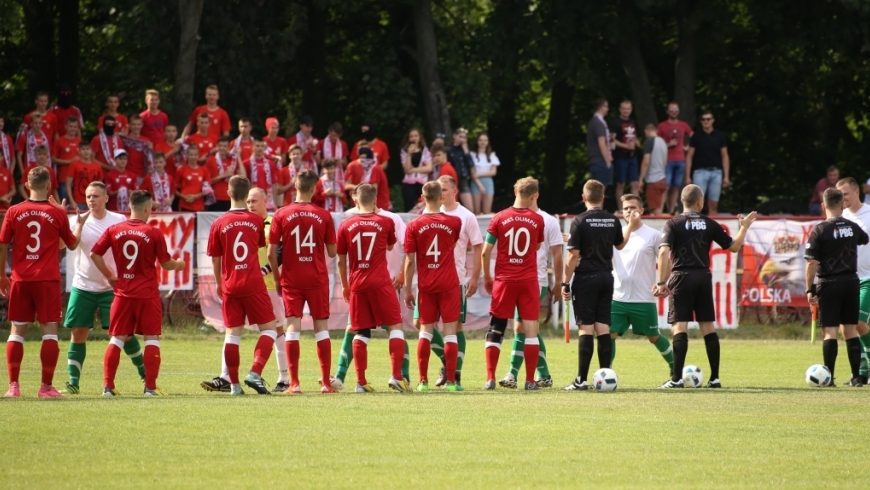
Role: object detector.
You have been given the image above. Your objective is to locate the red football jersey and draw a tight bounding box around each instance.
[244,157,278,192]
[207,210,267,297]
[185,132,217,159]
[230,139,254,162]
[51,135,80,183]
[139,110,169,146]
[123,134,149,177]
[270,202,336,290]
[23,111,58,143]
[188,105,231,142]
[97,113,129,134]
[0,200,76,282]
[105,169,139,212]
[91,219,171,299]
[336,212,395,292]
[486,207,545,283]
[404,213,462,293]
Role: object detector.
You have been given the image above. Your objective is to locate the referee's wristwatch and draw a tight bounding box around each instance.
[656,281,666,286]
[561,282,571,293]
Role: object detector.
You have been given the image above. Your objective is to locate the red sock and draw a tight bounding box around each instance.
[353,339,368,385]
[40,337,59,385]
[144,343,161,390]
[389,338,404,380]
[524,344,540,384]
[444,342,458,383]
[286,339,300,385]
[103,343,122,389]
[417,338,431,382]
[251,333,275,375]
[316,338,331,386]
[6,339,23,383]
[485,346,501,381]
[224,342,240,384]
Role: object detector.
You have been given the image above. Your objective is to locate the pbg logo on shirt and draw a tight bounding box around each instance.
[685,219,706,230]
[834,227,853,239]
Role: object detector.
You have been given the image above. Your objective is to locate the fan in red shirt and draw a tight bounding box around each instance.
[139,153,174,212]
[345,147,391,210]
[97,94,129,134]
[350,120,390,170]
[243,140,279,210]
[431,143,457,183]
[0,114,15,171]
[153,124,183,178]
[263,117,288,168]
[183,85,231,141]
[318,159,345,212]
[49,84,84,134]
[336,183,408,393]
[105,150,138,212]
[66,142,104,211]
[0,166,85,398]
[22,92,59,144]
[90,115,125,172]
[287,115,318,165]
[0,165,15,211]
[90,190,185,396]
[139,89,169,146]
[175,145,210,211]
[19,146,60,203]
[205,136,239,211]
[122,114,153,178]
[51,116,81,201]
[316,122,349,167]
[230,118,255,162]
[402,181,462,390]
[481,177,545,390]
[269,170,337,394]
[16,112,50,175]
[185,113,217,163]
[276,145,320,207]
[206,176,277,395]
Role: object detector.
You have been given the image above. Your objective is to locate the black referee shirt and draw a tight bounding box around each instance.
[661,211,733,270]
[804,216,869,279]
[567,208,623,273]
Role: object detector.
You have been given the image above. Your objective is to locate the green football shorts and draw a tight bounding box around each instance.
[63,288,115,329]
[413,285,467,324]
[514,287,548,321]
[859,279,870,324]
[610,301,660,337]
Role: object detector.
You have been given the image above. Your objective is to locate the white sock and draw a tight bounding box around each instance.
[274,333,288,383]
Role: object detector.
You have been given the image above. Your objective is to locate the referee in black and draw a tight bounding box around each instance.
[561,179,640,390]
[805,187,869,386]
[653,184,756,388]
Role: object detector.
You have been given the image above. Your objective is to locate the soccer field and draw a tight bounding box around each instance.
[1,336,864,489]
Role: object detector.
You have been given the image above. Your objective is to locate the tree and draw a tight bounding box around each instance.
[173,0,204,125]
[57,0,80,92]
[409,0,451,137]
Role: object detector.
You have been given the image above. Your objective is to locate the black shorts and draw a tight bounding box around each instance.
[667,270,715,324]
[818,277,859,327]
[572,271,613,325]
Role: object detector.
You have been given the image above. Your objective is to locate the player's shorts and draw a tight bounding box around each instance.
[818,277,860,327]
[282,285,330,320]
[222,290,276,328]
[858,278,870,325]
[515,287,548,321]
[491,279,539,321]
[667,270,715,324]
[109,296,163,336]
[572,271,614,325]
[268,290,286,327]
[8,280,62,324]
[417,287,461,325]
[610,301,660,337]
[63,288,114,329]
[350,284,403,330]
[414,285,467,323]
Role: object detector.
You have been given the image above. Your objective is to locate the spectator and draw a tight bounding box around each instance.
[154,124,182,178]
[175,145,209,212]
[19,145,59,202]
[432,132,447,148]
[431,143,457,183]
[49,84,84,134]
[97,94,128,134]
[586,98,612,191]
[446,127,475,210]
[0,113,14,171]
[90,114,124,172]
[609,100,641,212]
[205,136,237,211]
[471,132,499,215]
[639,124,668,216]
[139,89,169,146]
[263,117,288,168]
[17,112,50,175]
[52,116,81,202]
[66,141,103,210]
[809,166,840,216]
[123,114,154,179]
[230,117,255,162]
[864,178,870,206]
[182,84,231,140]
[345,146,391,210]
[22,92,58,143]
[184,113,217,163]
[318,158,345,212]
[350,120,390,170]
[287,115,318,166]
[105,149,137,212]
[243,140,279,210]
[276,145,307,206]
[400,128,432,212]
[0,159,14,211]
[686,110,730,215]
[657,101,694,213]
[317,122,349,168]
[140,153,174,212]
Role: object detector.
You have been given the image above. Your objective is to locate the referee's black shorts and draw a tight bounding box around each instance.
[667,270,715,324]
[572,270,613,325]
[818,277,859,327]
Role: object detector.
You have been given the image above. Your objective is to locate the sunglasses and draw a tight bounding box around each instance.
[701,117,713,121]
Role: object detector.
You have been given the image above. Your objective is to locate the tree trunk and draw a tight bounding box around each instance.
[56,0,79,92]
[299,0,327,131]
[411,0,451,137]
[539,79,575,213]
[674,1,699,124]
[173,0,204,125]
[612,0,657,128]
[23,0,57,96]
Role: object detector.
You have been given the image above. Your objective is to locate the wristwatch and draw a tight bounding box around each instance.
[656,281,666,286]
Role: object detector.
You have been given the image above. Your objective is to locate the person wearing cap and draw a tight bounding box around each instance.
[263,117,289,168]
[345,146,391,210]
[445,127,475,210]
[350,120,390,171]
[90,115,125,172]
[182,84,231,141]
[288,115,318,166]
[104,148,139,212]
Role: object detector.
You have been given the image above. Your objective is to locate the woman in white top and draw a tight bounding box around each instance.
[400,127,433,212]
[470,132,499,215]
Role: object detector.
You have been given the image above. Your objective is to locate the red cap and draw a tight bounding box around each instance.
[265,117,279,129]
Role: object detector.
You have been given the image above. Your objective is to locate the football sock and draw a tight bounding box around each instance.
[703,332,721,380]
[315,330,331,385]
[823,338,838,379]
[456,331,467,377]
[103,337,124,390]
[417,331,433,382]
[672,332,688,382]
[610,337,617,367]
[352,331,370,385]
[67,342,86,387]
[523,336,540,384]
[143,340,161,390]
[654,335,675,371]
[286,331,301,385]
[336,330,354,382]
[40,335,60,385]
[402,339,410,380]
[224,336,241,385]
[251,330,277,376]
[485,318,506,381]
[536,334,550,378]
[846,337,862,380]
[123,336,146,380]
[578,335,594,382]
[6,335,24,383]
[857,331,870,377]
[509,333,526,378]
[597,334,611,369]
[430,328,446,365]
[389,330,405,380]
[274,332,289,383]
[444,335,458,383]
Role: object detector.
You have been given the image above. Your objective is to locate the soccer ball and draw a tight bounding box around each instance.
[592,368,619,392]
[682,365,704,388]
[805,364,832,387]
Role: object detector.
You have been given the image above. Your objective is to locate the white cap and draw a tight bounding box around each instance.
[113,148,128,158]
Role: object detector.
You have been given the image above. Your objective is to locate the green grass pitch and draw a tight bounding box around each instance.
[0,336,864,489]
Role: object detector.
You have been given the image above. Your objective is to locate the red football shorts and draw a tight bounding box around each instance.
[8,280,61,324]
[417,288,461,325]
[222,290,275,328]
[282,285,330,320]
[490,279,539,321]
[109,296,163,336]
[350,285,402,330]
